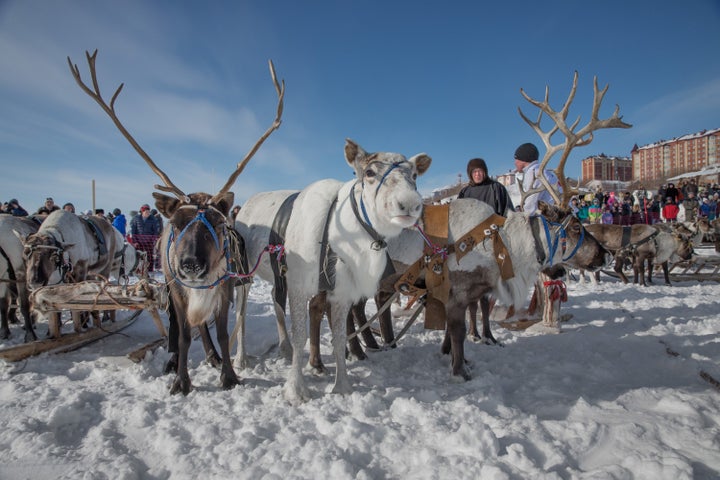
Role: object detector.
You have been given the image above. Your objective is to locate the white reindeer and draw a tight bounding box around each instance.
[0,216,40,341]
[19,210,126,337]
[234,139,431,403]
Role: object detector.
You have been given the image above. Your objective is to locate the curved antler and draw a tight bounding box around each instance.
[214,59,285,198]
[68,49,190,203]
[517,71,632,206]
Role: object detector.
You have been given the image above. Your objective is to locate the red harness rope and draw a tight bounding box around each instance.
[543,279,568,302]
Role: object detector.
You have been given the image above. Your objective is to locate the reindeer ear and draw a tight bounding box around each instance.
[211,191,234,216]
[409,154,432,176]
[538,201,551,216]
[152,192,180,219]
[344,138,367,169]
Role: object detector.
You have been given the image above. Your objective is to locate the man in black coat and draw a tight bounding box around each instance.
[457,158,514,216]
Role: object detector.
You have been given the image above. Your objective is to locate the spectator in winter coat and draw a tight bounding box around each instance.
[601,206,614,224]
[682,192,700,222]
[513,142,559,214]
[130,204,160,236]
[700,197,717,221]
[588,198,603,224]
[458,157,515,216]
[662,197,679,223]
[112,208,127,235]
[577,200,590,224]
[665,183,680,204]
[7,199,28,217]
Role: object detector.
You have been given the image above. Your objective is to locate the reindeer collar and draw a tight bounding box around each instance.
[350,182,387,251]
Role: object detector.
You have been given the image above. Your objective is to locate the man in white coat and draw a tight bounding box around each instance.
[513,142,559,214]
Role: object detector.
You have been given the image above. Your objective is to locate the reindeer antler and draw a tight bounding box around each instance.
[214,59,285,198]
[517,71,632,206]
[68,49,190,203]
[69,51,285,204]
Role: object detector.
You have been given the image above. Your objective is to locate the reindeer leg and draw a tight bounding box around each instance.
[18,283,37,343]
[198,321,221,368]
[308,293,327,374]
[375,291,396,348]
[329,301,352,395]
[216,296,240,390]
[446,302,470,381]
[354,299,380,352]
[480,296,499,345]
[0,296,10,339]
[466,301,480,341]
[163,299,179,375]
[347,304,368,361]
[170,316,193,396]
[284,295,311,404]
[271,286,292,362]
[662,261,671,285]
[232,283,250,370]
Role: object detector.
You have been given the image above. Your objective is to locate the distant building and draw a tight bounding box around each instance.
[632,127,720,185]
[581,154,632,185]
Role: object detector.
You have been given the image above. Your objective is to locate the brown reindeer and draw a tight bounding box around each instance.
[68,50,284,395]
[585,224,694,286]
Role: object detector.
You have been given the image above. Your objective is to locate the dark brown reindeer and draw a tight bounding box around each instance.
[68,50,284,395]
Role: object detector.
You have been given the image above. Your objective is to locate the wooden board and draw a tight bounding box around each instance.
[0,310,142,362]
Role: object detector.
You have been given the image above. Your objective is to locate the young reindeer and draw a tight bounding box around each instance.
[68,50,285,395]
[234,139,431,404]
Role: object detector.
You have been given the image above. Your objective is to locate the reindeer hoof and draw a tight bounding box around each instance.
[163,356,179,375]
[284,382,311,405]
[220,371,241,390]
[451,366,472,382]
[278,341,293,362]
[0,329,9,340]
[170,375,193,396]
[205,353,222,369]
[24,330,37,343]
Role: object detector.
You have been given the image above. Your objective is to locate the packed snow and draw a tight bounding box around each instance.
[1,258,719,479]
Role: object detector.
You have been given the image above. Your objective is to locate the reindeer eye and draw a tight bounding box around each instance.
[412,172,417,181]
[365,168,376,179]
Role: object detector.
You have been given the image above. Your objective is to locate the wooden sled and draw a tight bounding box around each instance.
[0,310,142,362]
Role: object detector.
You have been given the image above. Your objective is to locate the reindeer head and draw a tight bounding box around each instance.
[344,139,431,235]
[538,201,612,271]
[69,50,284,288]
[19,232,73,289]
[153,192,235,286]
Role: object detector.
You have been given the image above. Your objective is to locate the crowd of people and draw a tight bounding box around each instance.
[567,178,720,226]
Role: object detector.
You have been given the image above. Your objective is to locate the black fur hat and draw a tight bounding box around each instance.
[466,158,488,183]
[514,143,539,163]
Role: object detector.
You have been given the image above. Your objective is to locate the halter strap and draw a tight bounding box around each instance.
[350,182,387,250]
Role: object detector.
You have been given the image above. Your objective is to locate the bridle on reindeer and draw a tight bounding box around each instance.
[530,213,586,266]
[25,241,73,286]
[350,160,409,251]
[68,50,285,289]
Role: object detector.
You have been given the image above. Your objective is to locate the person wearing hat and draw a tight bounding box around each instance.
[457,158,514,216]
[129,203,161,271]
[112,208,127,235]
[130,204,160,236]
[661,197,679,223]
[40,197,60,214]
[7,199,28,217]
[513,142,559,214]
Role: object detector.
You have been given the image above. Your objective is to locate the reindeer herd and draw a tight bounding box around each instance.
[0,50,713,404]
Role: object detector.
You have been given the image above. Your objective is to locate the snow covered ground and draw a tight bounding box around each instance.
[1,258,719,479]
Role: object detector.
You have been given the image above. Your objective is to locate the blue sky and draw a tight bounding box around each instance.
[1,0,719,216]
